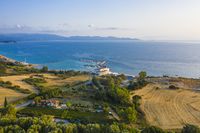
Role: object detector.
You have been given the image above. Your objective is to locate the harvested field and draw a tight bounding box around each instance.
[0,87,27,106]
[133,83,200,129]
[0,75,38,93]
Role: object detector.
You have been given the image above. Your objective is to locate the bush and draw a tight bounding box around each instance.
[169,85,179,90]
[182,124,200,133]
[142,126,165,133]
[132,95,142,109]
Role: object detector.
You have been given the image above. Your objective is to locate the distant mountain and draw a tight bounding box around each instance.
[0,33,138,42]
[66,36,138,41]
[0,33,67,42]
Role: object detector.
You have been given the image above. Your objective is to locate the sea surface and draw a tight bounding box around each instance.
[0,40,200,78]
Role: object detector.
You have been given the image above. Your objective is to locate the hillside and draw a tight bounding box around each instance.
[133,78,200,129]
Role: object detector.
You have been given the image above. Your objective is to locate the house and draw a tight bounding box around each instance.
[60,104,67,109]
[96,67,111,76]
[37,100,60,108]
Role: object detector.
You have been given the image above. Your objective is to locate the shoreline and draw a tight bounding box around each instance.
[1,54,200,79]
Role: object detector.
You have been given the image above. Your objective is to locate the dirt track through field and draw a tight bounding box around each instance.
[133,84,200,129]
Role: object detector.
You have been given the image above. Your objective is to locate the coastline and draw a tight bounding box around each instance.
[0,54,38,68]
[1,54,199,79]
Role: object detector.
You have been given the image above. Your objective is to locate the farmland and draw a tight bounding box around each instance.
[0,87,27,105]
[133,81,200,129]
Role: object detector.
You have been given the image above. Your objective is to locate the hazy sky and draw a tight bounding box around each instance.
[0,0,200,40]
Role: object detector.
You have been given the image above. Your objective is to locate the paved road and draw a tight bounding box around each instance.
[16,100,32,109]
[109,107,120,121]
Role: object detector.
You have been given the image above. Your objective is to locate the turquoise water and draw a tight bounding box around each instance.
[0,40,200,78]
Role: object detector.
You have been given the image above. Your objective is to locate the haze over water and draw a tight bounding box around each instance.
[0,40,200,78]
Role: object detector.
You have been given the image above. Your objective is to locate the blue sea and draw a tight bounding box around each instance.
[0,40,200,78]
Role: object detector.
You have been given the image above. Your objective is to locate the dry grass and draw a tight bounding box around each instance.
[133,83,200,129]
[41,74,90,87]
[0,75,38,93]
[0,87,27,106]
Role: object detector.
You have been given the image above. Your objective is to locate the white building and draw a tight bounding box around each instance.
[97,67,111,76]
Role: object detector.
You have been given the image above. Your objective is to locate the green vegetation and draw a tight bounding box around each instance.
[1,105,200,133]
[2,60,200,132]
[49,70,89,78]
[23,77,47,91]
[141,126,166,133]
[18,107,111,123]
[0,61,40,76]
[41,66,48,73]
[4,97,8,108]
[0,63,6,75]
[91,75,141,124]
[169,85,179,90]
[93,75,130,105]
[128,71,148,90]
[120,106,137,123]
[0,115,140,133]
[132,95,142,110]
[182,124,200,133]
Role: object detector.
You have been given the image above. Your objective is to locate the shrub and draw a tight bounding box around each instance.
[182,124,200,133]
[142,126,165,133]
[169,85,179,90]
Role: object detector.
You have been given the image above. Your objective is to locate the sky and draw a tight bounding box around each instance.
[0,0,200,40]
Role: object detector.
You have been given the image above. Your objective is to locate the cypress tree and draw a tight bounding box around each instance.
[4,97,8,108]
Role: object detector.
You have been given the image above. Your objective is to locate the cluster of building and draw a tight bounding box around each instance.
[32,99,67,109]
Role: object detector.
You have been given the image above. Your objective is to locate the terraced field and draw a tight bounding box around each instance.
[133,83,200,129]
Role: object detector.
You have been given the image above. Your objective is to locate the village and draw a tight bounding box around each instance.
[30,98,107,114]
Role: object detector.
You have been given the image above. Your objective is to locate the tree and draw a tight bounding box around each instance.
[61,110,70,119]
[41,66,48,73]
[132,95,142,109]
[0,126,3,133]
[4,125,25,133]
[34,96,42,105]
[0,64,6,75]
[85,124,101,133]
[27,124,41,133]
[5,105,16,117]
[60,124,78,133]
[66,101,72,108]
[182,124,200,133]
[138,71,147,80]
[142,126,165,133]
[116,87,130,105]
[128,71,148,90]
[118,74,127,80]
[4,97,8,108]
[109,123,121,133]
[124,106,137,123]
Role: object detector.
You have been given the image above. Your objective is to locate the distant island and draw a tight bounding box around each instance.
[0,33,139,42]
